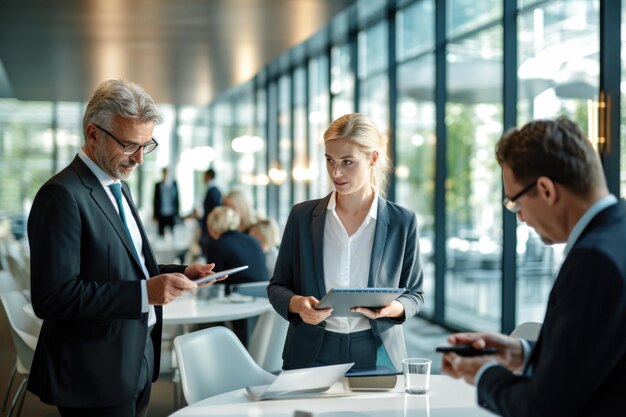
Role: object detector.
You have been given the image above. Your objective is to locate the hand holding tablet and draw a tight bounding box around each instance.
[194,265,249,285]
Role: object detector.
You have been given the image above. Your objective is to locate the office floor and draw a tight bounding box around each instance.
[0,308,451,417]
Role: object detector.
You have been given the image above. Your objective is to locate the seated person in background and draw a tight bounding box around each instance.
[205,206,269,293]
[222,189,256,233]
[205,206,269,345]
[249,218,281,277]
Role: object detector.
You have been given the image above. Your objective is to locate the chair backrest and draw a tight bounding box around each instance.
[248,309,288,374]
[0,270,20,293]
[174,326,276,404]
[0,290,41,374]
[510,321,542,341]
[4,251,29,291]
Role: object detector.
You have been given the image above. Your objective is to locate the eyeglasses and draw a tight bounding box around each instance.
[93,124,159,155]
[503,180,537,213]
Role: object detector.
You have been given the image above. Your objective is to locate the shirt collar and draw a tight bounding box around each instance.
[78,149,119,187]
[327,191,379,220]
[564,194,618,255]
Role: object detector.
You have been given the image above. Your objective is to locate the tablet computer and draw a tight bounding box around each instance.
[194,265,249,284]
[315,287,406,317]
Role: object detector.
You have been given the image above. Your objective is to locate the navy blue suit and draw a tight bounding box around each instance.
[27,156,185,407]
[478,201,626,416]
[268,194,424,371]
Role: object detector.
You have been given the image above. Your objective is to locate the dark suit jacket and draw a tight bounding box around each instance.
[267,194,424,371]
[205,230,269,286]
[27,155,185,407]
[153,179,179,218]
[478,200,626,416]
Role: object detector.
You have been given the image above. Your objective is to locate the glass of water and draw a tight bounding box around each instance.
[402,358,431,395]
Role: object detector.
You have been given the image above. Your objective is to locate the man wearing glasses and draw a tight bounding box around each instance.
[27,79,219,417]
[441,117,626,416]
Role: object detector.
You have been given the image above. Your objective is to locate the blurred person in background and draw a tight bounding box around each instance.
[199,168,221,248]
[222,189,256,233]
[205,205,269,344]
[152,167,179,237]
[249,217,281,277]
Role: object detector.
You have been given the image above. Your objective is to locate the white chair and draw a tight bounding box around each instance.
[248,309,288,374]
[0,270,20,293]
[173,326,276,405]
[0,290,41,417]
[510,321,542,341]
[4,252,29,292]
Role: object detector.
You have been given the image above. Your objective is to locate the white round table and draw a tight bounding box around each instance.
[169,374,495,417]
[163,292,271,325]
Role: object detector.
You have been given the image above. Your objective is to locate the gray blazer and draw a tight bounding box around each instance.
[268,194,424,371]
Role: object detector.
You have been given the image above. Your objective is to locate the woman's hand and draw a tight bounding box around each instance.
[289,295,333,325]
[351,300,405,320]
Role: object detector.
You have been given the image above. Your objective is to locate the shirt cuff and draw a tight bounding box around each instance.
[141,280,149,312]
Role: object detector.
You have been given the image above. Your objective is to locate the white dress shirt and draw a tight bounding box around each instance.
[323,191,378,333]
[78,150,156,327]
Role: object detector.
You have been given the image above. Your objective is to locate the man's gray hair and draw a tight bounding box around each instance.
[82,79,162,134]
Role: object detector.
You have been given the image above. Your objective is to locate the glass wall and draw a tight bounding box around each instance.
[359,20,390,131]
[330,43,355,119]
[395,0,436,316]
[516,0,599,323]
[308,55,331,199]
[444,25,504,331]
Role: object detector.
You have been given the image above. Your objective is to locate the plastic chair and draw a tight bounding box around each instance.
[510,321,542,341]
[173,326,276,405]
[248,309,288,374]
[0,270,20,293]
[4,252,29,292]
[0,291,41,417]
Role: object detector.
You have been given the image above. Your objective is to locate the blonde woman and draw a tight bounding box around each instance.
[222,189,256,233]
[204,206,268,287]
[249,217,281,277]
[268,113,424,372]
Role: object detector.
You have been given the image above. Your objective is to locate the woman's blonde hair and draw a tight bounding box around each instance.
[249,218,280,251]
[207,206,240,238]
[222,189,256,231]
[323,113,391,197]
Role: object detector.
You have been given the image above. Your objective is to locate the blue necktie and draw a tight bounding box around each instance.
[109,183,140,260]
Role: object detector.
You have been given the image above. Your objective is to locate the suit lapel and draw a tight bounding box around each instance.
[311,195,331,297]
[71,157,147,274]
[368,198,388,287]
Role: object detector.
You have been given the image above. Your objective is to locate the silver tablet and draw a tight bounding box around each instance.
[194,265,249,284]
[315,287,406,317]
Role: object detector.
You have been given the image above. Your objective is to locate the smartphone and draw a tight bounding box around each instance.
[194,265,249,285]
[435,344,496,357]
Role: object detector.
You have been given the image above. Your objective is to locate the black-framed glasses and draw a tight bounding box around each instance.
[503,180,538,213]
[93,124,159,155]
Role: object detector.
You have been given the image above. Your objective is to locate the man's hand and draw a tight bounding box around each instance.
[441,331,525,385]
[351,300,405,320]
[183,263,227,287]
[147,273,197,305]
[289,295,332,325]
